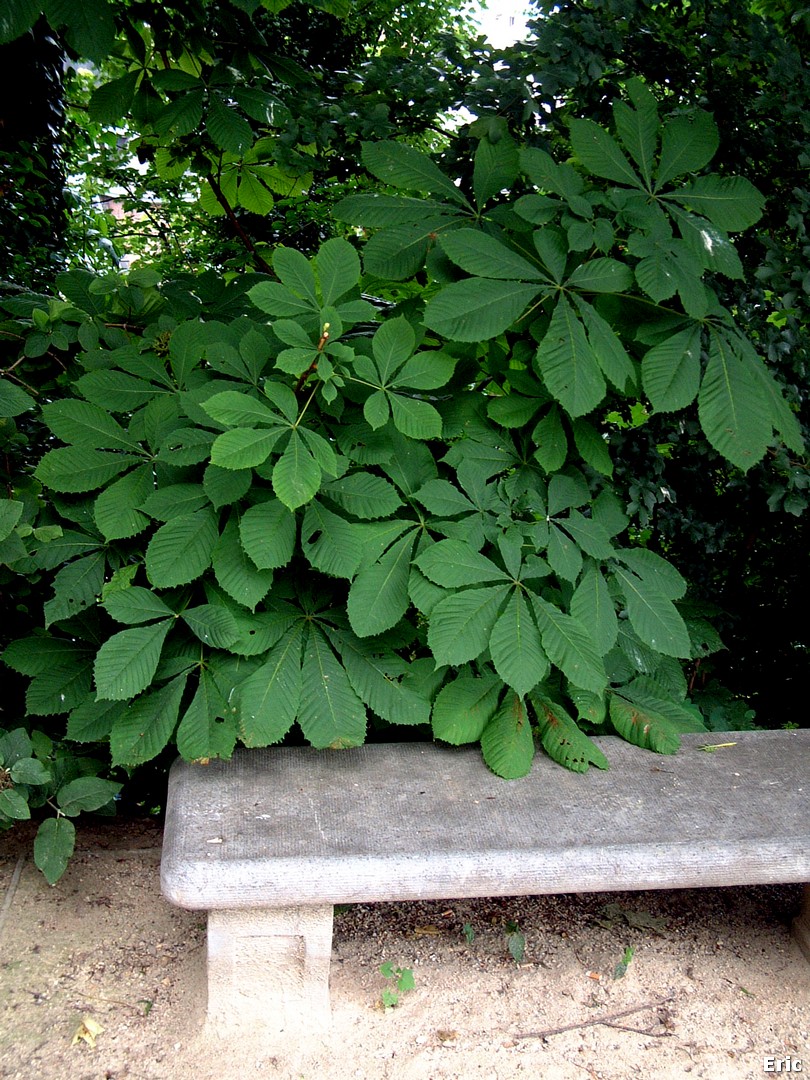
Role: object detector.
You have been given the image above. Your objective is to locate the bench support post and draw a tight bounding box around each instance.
[793,884,810,963]
[206,905,334,1031]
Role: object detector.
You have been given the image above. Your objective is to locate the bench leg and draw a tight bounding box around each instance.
[206,905,334,1031]
[793,885,810,964]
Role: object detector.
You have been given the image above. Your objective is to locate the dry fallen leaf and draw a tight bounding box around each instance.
[72,1015,104,1049]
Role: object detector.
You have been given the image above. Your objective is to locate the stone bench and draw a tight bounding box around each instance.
[160,729,810,1032]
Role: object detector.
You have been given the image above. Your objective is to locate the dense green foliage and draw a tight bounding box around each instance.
[0,0,806,880]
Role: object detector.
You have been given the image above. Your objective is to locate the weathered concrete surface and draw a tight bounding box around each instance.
[161,731,810,1026]
[207,904,333,1031]
[794,884,810,963]
[162,731,809,908]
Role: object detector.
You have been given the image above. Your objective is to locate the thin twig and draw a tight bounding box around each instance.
[206,174,273,274]
[512,994,675,1041]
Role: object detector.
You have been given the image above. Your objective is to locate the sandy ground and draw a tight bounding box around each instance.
[0,818,808,1080]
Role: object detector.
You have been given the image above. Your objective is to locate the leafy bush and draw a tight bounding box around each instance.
[0,84,803,879]
[0,726,121,883]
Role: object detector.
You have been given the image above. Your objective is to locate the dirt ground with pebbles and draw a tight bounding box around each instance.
[0,817,808,1080]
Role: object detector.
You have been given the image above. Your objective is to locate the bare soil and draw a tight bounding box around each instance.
[0,819,808,1080]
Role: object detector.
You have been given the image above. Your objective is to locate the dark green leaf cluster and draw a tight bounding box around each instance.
[0,725,121,883]
[2,85,800,795]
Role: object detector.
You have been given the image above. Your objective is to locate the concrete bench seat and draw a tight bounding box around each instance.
[160,729,810,1032]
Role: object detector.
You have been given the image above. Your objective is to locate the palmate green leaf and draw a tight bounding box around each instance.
[533,406,568,472]
[0,499,23,543]
[615,548,687,601]
[570,419,613,477]
[154,89,204,138]
[274,245,318,304]
[559,510,615,559]
[299,628,366,749]
[141,483,207,522]
[0,788,31,821]
[489,590,548,697]
[301,500,362,578]
[145,509,219,588]
[480,694,534,779]
[181,604,239,649]
[57,776,122,817]
[641,325,702,413]
[237,167,274,214]
[547,522,583,584]
[66,698,126,743]
[612,566,691,657]
[236,625,303,746]
[362,141,471,208]
[333,193,451,226]
[609,694,681,755]
[413,480,476,518]
[417,539,508,589]
[206,92,253,156]
[571,564,617,654]
[36,448,140,493]
[239,499,296,570]
[321,472,403,519]
[212,517,274,611]
[26,656,90,717]
[316,237,361,305]
[347,529,417,637]
[203,463,253,510]
[569,118,643,188]
[427,584,508,666]
[531,596,607,693]
[0,378,35,417]
[202,390,280,427]
[334,633,431,727]
[389,394,443,440]
[548,471,590,515]
[94,463,153,540]
[43,552,106,628]
[431,673,501,745]
[41,400,136,450]
[565,258,633,294]
[531,693,609,773]
[75,369,165,411]
[534,297,606,417]
[698,333,771,470]
[272,429,322,509]
[488,393,542,429]
[372,316,415,382]
[734,335,804,455]
[473,135,520,208]
[666,175,765,232]
[612,79,659,189]
[4,635,88,676]
[0,0,39,45]
[210,427,284,470]
[44,0,115,62]
[439,230,546,282]
[671,208,744,279]
[248,280,316,318]
[169,320,208,388]
[34,818,76,886]
[176,671,236,761]
[655,112,720,190]
[621,675,706,733]
[364,391,389,430]
[102,586,174,625]
[425,279,542,342]
[362,219,451,281]
[110,673,187,766]
[94,619,173,701]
